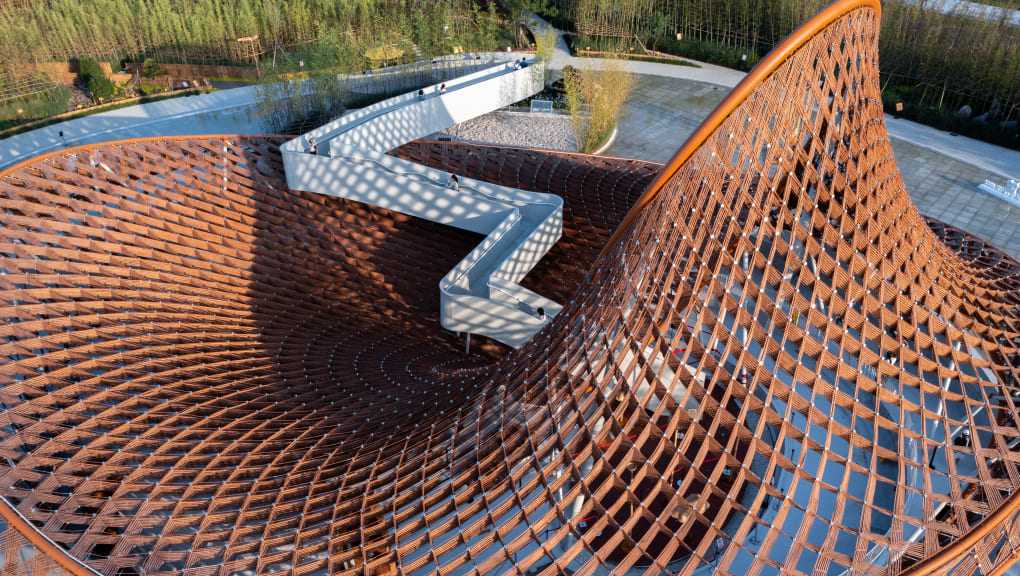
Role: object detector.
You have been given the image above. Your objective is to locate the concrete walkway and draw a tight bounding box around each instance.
[0,87,265,170]
[529,16,1020,259]
[599,74,1020,260]
[281,53,564,348]
[532,15,746,88]
[530,15,1020,181]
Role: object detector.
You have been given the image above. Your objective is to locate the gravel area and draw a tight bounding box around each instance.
[437,110,577,152]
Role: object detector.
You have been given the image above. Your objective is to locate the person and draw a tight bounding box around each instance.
[439,83,447,94]
[307,136,317,155]
[417,89,425,101]
[513,59,521,70]
[447,175,459,191]
[506,46,512,53]
[520,57,528,68]
[537,307,547,323]
[954,429,971,448]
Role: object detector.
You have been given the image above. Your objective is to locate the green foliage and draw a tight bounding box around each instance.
[557,0,1019,149]
[256,72,348,134]
[531,0,573,32]
[0,84,72,131]
[563,61,635,153]
[650,34,759,71]
[143,58,160,78]
[0,0,515,72]
[647,12,671,50]
[884,84,1019,150]
[76,56,115,101]
[88,75,115,101]
[77,57,105,83]
[878,1,1019,148]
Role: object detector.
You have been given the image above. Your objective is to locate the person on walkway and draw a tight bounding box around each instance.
[447,175,459,191]
[307,136,317,155]
[954,429,971,448]
[513,60,521,70]
[417,89,425,101]
[439,84,447,95]
[537,307,547,323]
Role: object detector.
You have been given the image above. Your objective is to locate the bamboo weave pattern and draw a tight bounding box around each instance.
[0,1,1019,575]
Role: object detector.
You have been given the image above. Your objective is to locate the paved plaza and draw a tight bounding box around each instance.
[604,75,1020,259]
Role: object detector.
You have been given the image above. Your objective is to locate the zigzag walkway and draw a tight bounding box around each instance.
[281,53,562,348]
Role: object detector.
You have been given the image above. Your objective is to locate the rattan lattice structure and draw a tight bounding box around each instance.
[0,0,1019,575]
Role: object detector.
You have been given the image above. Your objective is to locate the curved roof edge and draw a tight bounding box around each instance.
[0,134,284,576]
[597,0,882,260]
[0,134,281,180]
[898,488,1020,575]
[0,496,101,576]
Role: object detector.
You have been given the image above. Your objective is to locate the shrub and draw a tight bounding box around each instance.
[650,35,760,71]
[0,84,72,131]
[87,75,115,101]
[143,58,160,78]
[77,57,105,83]
[76,56,115,102]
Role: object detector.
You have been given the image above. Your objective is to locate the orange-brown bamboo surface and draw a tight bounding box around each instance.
[0,0,1019,575]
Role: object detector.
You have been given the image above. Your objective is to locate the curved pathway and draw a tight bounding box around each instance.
[529,15,1020,182]
[281,53,564,348]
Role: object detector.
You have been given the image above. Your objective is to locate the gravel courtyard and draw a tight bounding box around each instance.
[437,110,577,152]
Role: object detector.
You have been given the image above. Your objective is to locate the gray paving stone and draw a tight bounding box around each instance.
[600,74,1019,260]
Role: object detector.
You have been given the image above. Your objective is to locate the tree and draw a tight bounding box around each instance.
[88,75,115,101]
[534,25,558,85]
[143,57,160,78]
[77,56,114,102]
[562,65,586,151]
[255,72,347,134]
[563,60,635,153]
[77,57,104,83]
[648,12,671,50]
[502,0,559,47]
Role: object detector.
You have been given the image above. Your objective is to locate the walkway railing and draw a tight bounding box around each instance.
[281,52,562,348]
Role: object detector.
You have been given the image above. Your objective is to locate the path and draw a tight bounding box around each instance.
[528,16,1020,259]
[529,15,1020,182]
[531,15,746,88]
[900,0,1020,26]
[281,53,564,348]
